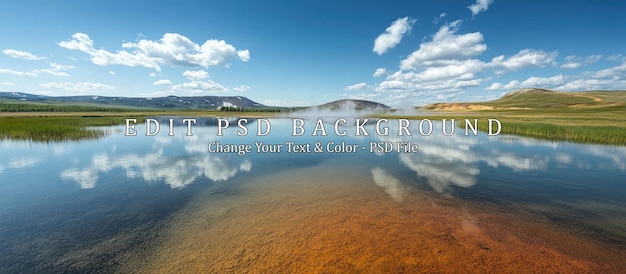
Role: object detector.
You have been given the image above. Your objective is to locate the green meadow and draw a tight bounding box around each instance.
[474,90,626,145]
[0,116,127,142]
[386,90,626,145]
[0,111,274,143]
[1,90,625,145]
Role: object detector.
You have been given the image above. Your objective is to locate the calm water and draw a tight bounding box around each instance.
[1,117,625,272]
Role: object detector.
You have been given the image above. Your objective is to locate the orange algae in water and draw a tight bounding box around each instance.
[125,162,626,273]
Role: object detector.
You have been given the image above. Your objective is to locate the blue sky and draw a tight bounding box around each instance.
[1,0,625,107]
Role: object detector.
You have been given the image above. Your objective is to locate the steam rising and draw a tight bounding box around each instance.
[286,100,390,119]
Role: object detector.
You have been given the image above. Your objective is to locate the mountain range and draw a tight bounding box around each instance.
[0,92,265,110]
[0,92,392,111]
[3,89,623,112]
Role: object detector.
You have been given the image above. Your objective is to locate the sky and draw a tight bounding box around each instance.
[0,0,625,107]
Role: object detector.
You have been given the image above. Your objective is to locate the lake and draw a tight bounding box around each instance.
[1,117,625,272]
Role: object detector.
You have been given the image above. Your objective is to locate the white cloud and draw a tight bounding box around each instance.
[360,6,622,105]
[488,61,626,92]
[592,61,626,79]
[175,80,226,93]
[485,82,502,91]
[6,62,75,77]
[58,33,250,71]
[34,63,74,77]
[370,22,563,105]
[40,82,116,94]
[36,69,69,77]
[149,72,157,77]
[400,20,486,70]
[413,59,485,82]
[1,81,15,86]
[2,49,46,60]
[108,71,115,75]
[379,59,485,93]
[50,62,75,71]
[236,50,250,62]
[560,54,602,69]
[486,80,520,91]
[344,82,368,91]
[182,69,209,80]
[373,17,415,55]
[607,54,625,62]
[561,62,581,69]
[171,69,226,93]
[373,68,386,78]
[584,54,602,65]
[468,0,494,16]
[504,80,520,89]
[490,49,557,73]
[0,68,37,76]
[153,79,172,85]
[520,74,566,88]
[233,85,250,92]
[555,79,609,91]
[432,12,447,24]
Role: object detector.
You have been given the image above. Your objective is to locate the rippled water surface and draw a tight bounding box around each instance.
[1,117,625,272]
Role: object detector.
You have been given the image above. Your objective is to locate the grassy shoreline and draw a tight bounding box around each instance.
[1,108,625,145]
[376,113,626,146]
[0,111,282,142]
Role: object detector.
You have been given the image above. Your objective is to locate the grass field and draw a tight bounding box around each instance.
[0,116,124,142]
[403,90,626,145]
[1,90,625,144]
[0,111,280,142]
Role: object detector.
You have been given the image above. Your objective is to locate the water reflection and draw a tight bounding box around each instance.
[59,118,255,189]
[8,156,41,169]
[60,151,251,189]
[582,145,626,170]
[373,123,549,193]
[0,154,42,174]
[485,153,548,172]
[399,152,479,193]
[371,167,405,202]
[2,117,626,272]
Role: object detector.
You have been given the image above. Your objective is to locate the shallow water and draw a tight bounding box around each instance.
[1,117,625,272]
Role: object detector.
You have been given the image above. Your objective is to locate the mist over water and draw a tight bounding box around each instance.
[286,100,389,119]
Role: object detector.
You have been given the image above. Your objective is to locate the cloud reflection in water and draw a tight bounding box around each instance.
[375,122,551,194]
[371,167,406,202]
[8,156,41,169]
[61,151,251,189]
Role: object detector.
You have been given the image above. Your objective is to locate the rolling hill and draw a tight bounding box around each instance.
[0,92,392,113]
[316,99,390,110]
[425,88,626,111]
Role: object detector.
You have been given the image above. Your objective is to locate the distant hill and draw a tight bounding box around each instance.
[425,88,626,111]
[0,92,266,110]
[317,99,390,110]
[0,92,393,112]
